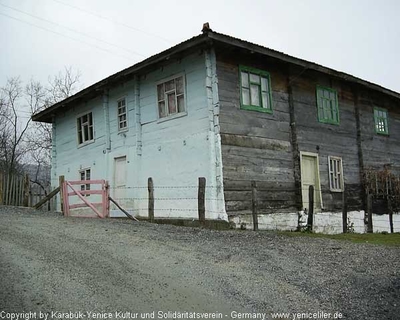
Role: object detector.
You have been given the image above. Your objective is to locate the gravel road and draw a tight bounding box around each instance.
[0,207,399,320]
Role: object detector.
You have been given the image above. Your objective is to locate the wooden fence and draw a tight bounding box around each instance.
[0,171,53,210]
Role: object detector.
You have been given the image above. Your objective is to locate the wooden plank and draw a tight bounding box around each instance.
[69,202,102,209]
[67,190,103,196]
[33,187,60,209]
[367,194,373,233]
[342,189,348,233]
[109,196,139,222]
[66,181,104,218]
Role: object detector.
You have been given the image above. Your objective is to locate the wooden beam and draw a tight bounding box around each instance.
[148,177,154,222]
[33,187,60,209]
[198,177,206,225]
[109,196,139,222]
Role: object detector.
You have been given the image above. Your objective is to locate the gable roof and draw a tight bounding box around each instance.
[32,26,400,123]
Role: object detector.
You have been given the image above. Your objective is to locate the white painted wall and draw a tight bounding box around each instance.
[52,51,227,221]
[230,211,400,234]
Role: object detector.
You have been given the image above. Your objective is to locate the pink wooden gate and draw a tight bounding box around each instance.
[62,179,109,218]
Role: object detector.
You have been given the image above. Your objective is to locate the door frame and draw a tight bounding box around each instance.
[300,151,323,211]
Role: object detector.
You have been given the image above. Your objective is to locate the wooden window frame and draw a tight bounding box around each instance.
[374,107,389,135]
[117,97,128,132]
[316,86,340,125]
[77,112,94,146]
[156,74,186,120]
[328,156,344,192]
[239,65,273,113]
[79,168,91,196]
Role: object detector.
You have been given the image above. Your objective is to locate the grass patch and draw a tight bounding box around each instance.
[279,231,400,246]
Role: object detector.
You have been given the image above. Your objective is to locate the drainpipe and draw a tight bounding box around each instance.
[134,75,142,156]
[103,89,111,181]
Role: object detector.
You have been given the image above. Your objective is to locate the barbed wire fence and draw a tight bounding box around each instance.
[104,178,400,233]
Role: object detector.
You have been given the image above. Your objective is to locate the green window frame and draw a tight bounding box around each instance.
[239,65,273,113]
[374,107,389,135]
[316,86,339,125]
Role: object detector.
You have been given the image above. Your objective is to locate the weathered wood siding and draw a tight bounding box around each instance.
[216,52,297,217]
[358,89,400,173]
[290,69,362,211]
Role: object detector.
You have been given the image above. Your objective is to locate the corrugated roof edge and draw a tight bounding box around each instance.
[32,29,400,123]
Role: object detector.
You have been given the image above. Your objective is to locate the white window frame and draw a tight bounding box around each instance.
[328,156,344,192]
[117,97,128,132]
[79,168,91,196]
[77,112,94,146]
[156,73,186,120]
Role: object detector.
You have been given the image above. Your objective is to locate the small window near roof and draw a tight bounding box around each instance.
[157,75,185,119]
[316,86,339,125]
[328,156,343,192]
[374,107,389,135]
[240,66,272,113]
[118,98,127,131]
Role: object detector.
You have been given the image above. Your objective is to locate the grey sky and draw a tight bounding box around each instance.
[1,0,400,98]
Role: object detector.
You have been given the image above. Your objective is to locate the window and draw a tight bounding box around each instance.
[328,156,343,192]
[80,168,91,196]
[77,112,94,144]
[374,107,389,135]
[118,98,127,131]
[316,86,339,124]
[240,66,272,113]
[157,75,185,119]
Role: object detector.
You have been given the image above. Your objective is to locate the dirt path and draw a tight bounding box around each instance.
[0,207,399,319]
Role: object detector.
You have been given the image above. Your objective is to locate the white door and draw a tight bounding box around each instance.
[301,153,321,212]
[114,156,126,202]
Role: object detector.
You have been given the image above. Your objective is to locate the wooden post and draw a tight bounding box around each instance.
[59,175,65,215]
[148,177,154,222]
[0,172,3,205]
[23,174,30,207]
[388,196,394,234]
[251,181,258,231]
[307,185,314,231]
[342,188,348,233]
[198,177,206,225]
[367,193,373,233]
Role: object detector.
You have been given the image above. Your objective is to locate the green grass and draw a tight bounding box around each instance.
[279,231,400,246]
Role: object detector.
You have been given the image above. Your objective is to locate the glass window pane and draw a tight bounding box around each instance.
[176,77,184,94]
[242,88,250,105]
[250,84,260,106]
[168,93,177,114]
[158,101,166,118]
[249,73,260,84]
[165,79,175,92]
[157,84,164,101]
[261,77,269,92]
[177,95,185,113]
[241,72,249,88]
[262,93,269,109]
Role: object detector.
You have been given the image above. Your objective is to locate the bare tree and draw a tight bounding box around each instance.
[0,77,31,174]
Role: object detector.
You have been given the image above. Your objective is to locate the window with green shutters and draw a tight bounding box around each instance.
[240,66,273,113]
[316,86,339,124]
[374,107,389,135]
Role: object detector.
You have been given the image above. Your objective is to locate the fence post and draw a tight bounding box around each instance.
[307,185,314,231]
[251,181,258,231]
[148,177,154,222]
[23,174,30,207]
[367,193,373,233]
[342,188,348,233]
[198,177,206,225]
[388,196,394,234]
[0,171,2,205]
[59,175,65,215]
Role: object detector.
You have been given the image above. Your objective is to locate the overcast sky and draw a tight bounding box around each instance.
[1,0,400,99]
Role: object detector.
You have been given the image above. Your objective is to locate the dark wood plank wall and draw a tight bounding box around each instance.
[290,70,362,211]
[358,90,400,174]
[216,48,400,218]
[216,52,297,217]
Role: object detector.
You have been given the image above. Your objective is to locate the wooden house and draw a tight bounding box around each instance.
[33,24,400,232]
